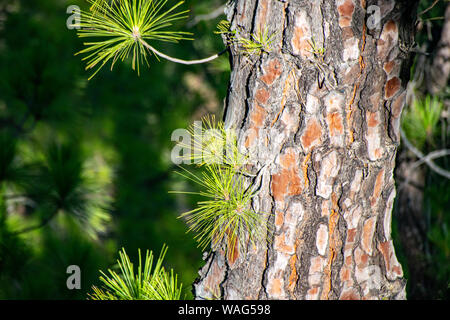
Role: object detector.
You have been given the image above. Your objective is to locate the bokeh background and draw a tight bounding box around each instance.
[0,0,448,300]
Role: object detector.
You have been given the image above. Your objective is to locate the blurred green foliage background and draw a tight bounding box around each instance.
[0,0,448,300]
[0,0,229,299]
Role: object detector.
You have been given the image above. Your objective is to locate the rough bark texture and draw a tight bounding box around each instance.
[194,0,418,300]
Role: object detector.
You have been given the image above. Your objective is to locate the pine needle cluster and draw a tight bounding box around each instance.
[75,0,192,79]
[215,20,275,56]
[173,117,271,258]
[89,245,183,300]
[402,95,443,149]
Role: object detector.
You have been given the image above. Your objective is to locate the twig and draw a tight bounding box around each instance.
[411,149,450,170]
[398,149,450,192]
[419,0,440,16]
[140,39,227,65]
[400,128,450,179]
[396,176,425,191]
[187,4,226,28]
[422,16,445,21]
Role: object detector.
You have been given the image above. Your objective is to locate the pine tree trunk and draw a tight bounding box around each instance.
[194,0,418,300]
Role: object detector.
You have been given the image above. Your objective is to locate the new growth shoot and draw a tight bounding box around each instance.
[89,245,183,300]
[75,0,226,79]
[171,116,272,260]
[74,1,275,79]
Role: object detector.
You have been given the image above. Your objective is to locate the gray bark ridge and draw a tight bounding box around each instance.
[194,0,418,300]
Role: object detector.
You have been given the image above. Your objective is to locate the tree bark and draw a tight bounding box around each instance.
[194,0,418,300]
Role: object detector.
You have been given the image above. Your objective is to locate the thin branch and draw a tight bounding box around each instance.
[398,148,450,191]
[400,128,450,179]
[419,0,441,16]
[411,149,450,170]
[3,194,22,200]
[140,39,227,65]
[422,16,445,21]
[396,175,425,191]
[187,4,226,28]
[11,211,58,236]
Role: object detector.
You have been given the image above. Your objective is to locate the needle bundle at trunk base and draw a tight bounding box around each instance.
[171,117,273,264]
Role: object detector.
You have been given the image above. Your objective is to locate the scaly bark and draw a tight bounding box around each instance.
[194,0,418,300]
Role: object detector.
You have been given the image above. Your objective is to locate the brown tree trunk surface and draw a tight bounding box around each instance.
[194,0,418,300]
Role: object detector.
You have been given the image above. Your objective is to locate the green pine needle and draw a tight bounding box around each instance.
[176,115,247,168]
[172,117,272,256]
[89,245,183,300]
[176,163,269,253]
[215,20,275,56]
[76,0,193,79]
